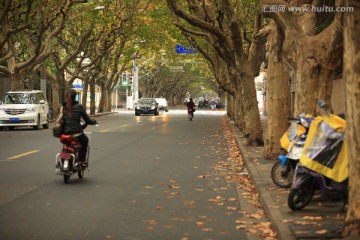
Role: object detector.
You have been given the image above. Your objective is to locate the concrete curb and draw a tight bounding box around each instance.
[228,120,294,240]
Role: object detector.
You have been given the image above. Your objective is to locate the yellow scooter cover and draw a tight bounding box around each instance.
[300,114,348,182]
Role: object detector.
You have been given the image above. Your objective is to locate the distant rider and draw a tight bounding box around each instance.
[186,98,195,119]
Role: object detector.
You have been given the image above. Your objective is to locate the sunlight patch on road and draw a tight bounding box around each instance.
[168,109,227,116]
[6,150,40,160]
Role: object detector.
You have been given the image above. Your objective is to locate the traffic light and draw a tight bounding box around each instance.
[121,72,128,86]
[121,71,134,86]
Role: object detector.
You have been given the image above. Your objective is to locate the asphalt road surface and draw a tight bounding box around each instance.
[0,109,270,240]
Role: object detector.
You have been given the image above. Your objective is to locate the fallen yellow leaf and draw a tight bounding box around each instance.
[247,228,258,234]
[236,225,247,229]
[315,229,328,235]
[201,228,213,232]
[195,222,205,226]
[303,216,322,220]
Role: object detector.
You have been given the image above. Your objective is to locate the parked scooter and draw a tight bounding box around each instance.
[271,114,313,188]
[287,100,348,211]
[55,122,93,183]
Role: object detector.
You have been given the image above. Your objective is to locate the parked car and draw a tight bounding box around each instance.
[155,98,169,112]
[135,98,159,116]
[0,90,50,130]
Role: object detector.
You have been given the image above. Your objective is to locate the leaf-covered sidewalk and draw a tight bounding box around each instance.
[228,115,346,240]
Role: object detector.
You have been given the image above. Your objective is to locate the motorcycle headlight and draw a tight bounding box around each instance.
[25,107,36,113]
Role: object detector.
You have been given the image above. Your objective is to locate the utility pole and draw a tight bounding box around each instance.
[133,59,139,105]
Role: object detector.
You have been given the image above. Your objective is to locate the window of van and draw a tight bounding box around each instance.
[4,93,37,104]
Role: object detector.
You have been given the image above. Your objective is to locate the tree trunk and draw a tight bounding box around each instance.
[169,93,174,106]
[28,74,34,89]
[261,1,343,117]
[9,73,24,90]
[226,94,235,120]
[290,8,342,116]
[106,88,112,112]
[51,81,61,116]
[89,80,96,115]
[233,92,244,131]
[82,80,88,108]
[98,84,105,113]
[242,64,263,145]
[293,52,338,117]
[263,21,291,159]
[343,0,360,236]
[56,71,67,103]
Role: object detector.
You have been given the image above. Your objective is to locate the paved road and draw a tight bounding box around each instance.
[0,109,273,240]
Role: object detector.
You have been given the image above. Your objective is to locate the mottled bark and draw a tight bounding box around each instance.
[242,64,263,144]
[343,0,360,237]
[51,82,61,115]
[226,94,235,120]
[233,93,244,131]
[261,0,344,117]
[89,80,96,115]
[263,21,291,159]
[9,73,24,90]
[44,69,60,117]
[98,83,106,113]
[82,80,88,108]
[291,9,342,116]
[106,88,112,112]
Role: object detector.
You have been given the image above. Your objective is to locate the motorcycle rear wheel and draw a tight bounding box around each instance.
[271,161,294,188]
[78,167,84,178]
[288,188,314,210]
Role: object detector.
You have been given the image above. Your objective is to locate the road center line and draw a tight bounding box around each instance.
[144,122,168,133]
[99,129,110,133]
[6,150,40,160]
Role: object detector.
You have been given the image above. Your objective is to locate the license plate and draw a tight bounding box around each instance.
[9,118,20,122]
[143,110,149,113]
[60,152,72,159]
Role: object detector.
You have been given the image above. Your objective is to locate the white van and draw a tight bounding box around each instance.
[0,90,50,130]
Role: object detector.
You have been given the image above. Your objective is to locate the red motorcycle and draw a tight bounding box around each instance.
[55,123,92,183]
[188,109,195,120]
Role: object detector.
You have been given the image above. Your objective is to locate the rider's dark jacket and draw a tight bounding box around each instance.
[62,101,96,135]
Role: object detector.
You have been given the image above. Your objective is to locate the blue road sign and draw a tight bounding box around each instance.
[176,44,197,54]
[72,83,83,89]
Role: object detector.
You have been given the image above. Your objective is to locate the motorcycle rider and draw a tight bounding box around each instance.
[62,89,97,167]
[187,98,195,120]
[210,99,216,110]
